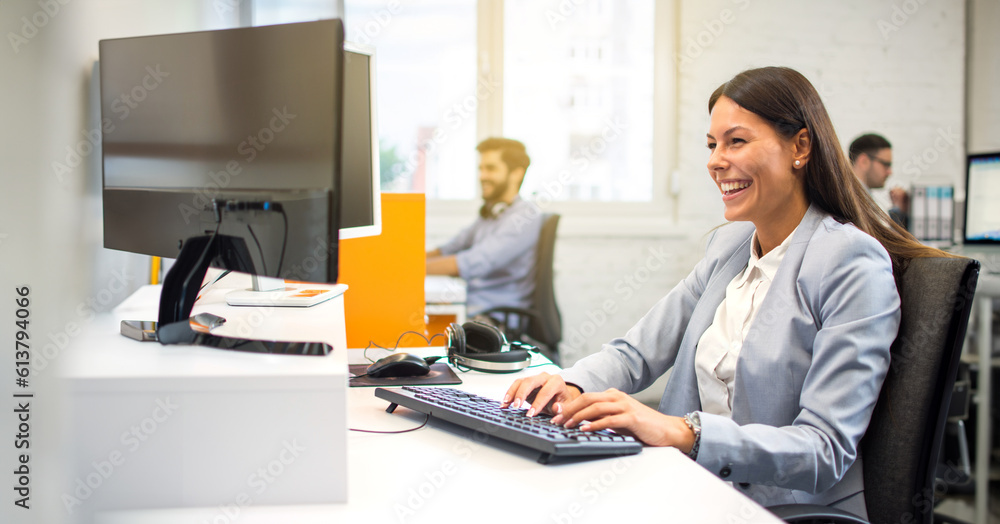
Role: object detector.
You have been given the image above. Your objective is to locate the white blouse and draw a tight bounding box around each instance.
[694,228,797,417]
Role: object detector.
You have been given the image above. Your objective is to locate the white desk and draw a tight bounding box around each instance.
[91,347,783,523]
[61,281,350,519]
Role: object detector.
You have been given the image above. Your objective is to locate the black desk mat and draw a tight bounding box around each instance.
[348,362,462,387]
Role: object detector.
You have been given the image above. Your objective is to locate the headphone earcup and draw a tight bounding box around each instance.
[462,321,506,354]
[447,321,530,373]
[446,322,465,358]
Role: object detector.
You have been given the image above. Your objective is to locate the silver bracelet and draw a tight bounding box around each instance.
[683,412,701,460]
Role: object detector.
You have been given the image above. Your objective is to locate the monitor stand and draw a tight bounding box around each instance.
[158,234,243,328]
[225,275,347,307]
[152,233,336,354]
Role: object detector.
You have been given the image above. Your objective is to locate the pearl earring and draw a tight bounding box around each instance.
[795,160,801,166]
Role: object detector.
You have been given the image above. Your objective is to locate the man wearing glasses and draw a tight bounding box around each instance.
[849,133,908,229]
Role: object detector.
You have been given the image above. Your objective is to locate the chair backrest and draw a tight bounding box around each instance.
[860,257,979,524]
[525,213,562,348]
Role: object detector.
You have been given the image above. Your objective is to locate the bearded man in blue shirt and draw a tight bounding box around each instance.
[426,138,543,319]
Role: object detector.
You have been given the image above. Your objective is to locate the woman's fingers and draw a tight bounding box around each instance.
[524,376,570,416]
[552,390,687,448]
[552,390,622,425]
[502,374,543,407]
[559,392,627,427]
[501,377,526,408]
[501,372,563,412]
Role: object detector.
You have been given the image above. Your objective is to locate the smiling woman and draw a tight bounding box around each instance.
[503,66,952,519]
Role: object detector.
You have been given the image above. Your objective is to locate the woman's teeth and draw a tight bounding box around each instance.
[721,181,751,194]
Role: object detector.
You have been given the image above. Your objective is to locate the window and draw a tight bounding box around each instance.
[270,0,666,207]
[344,1,478,197]
[504,0,655,202]
[253,0,340,24]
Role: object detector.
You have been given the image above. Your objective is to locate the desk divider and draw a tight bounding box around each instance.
[339,193,428,349]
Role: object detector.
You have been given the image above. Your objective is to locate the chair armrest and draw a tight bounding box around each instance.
[766,503,869,524]
[479,306,560,365]
[478,306,542,338]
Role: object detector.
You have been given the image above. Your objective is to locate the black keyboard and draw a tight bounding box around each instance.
[375,386,642,463]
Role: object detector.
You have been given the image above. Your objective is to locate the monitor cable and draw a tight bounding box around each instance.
[275,207,288,275]
[246,224,268,276]
[214,199,288,276]
[174,221,221,323]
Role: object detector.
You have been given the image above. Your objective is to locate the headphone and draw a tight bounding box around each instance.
[479,201,509,219]
[446,321,533,373]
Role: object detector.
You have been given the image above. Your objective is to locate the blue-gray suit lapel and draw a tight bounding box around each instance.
[658,224,753,415]
[731,205,827,424]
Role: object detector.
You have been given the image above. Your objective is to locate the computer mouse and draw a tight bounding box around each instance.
[366,353,431,378]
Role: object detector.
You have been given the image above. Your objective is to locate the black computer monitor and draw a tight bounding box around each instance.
[964,151,1000,244]
[100,20,345,341]
[341,42,381,239]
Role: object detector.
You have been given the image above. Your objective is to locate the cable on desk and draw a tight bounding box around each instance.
[349,413,430,434]
[362,331,446,363]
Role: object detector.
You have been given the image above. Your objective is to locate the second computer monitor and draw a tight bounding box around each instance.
[340,42,382,239]
[965,151,1000,244]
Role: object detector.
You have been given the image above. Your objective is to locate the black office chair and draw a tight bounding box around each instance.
[481,213,563,365]
[934,360,973,497]
[769,257,980,524]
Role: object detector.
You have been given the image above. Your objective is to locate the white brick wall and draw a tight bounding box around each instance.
[677,0,966,204]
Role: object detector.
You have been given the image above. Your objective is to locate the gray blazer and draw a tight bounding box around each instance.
[560,204,900,512]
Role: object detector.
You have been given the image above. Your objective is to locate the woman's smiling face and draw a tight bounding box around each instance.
[706,95,808,232]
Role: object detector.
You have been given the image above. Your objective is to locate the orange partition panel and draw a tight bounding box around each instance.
[425,314,456,340]
[339,193,427,348]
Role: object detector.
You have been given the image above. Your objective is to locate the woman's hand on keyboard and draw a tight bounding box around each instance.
[551,388,695,450]
[501,372,582,417]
